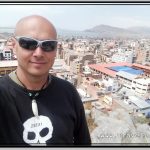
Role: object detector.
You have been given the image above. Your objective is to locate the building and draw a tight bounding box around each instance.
[112,50,134,63]
[0,39,6,50]
[142,46,150,65]
[128,96,150,116]
[88,62,132,78]
[132,63,150,77]
[131,78,150,96]
[88,62,150,96]
[0,60,17,76]
[2,48,12,60]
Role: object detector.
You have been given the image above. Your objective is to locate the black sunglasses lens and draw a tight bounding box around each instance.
[18,38,37,50]
[41,41,57,51]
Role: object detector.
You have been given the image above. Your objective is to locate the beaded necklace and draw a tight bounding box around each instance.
[15,72,50,118]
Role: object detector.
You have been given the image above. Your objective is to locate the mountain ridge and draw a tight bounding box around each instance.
[83,24,150,38]
[1,25,150,39]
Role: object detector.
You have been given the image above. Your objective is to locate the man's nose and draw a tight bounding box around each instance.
[32,46,44,57]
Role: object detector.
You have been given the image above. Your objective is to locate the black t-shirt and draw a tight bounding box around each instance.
[0,75,91,146]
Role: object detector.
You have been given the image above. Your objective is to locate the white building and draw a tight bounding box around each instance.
[131,78,150,96]
[77,88,90,98]
[102,78,121,93]
[116,71,139,89]
[0,39,6,50]
[112,51,134,63]
[51,59,66,72]
[142,47,150,65]
[2,48,12,60]
[116,71,150,96]
[128,96,150,115]
[82,65,91,75]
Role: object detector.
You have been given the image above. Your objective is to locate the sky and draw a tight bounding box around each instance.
[1,4,150,31]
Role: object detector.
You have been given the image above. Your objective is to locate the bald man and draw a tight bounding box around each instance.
[0,15,91,146]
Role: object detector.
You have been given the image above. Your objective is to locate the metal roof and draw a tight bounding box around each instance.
[128,96,150,109]
[116,71,138,80]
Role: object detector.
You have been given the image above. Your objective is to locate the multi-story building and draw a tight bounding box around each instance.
[56,42,64,59]
[131,78,150,96]
[70,58,82,74]
[142,48,150,65]
[0,39,6,50]
[88,62,150,96]
[112,50,134,63]
[2,48,12,60]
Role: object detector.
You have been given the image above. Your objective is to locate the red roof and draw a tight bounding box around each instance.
[132,63,150,71]
[88,62,132,77]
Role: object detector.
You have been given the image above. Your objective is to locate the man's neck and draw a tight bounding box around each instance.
[16,69,49,91]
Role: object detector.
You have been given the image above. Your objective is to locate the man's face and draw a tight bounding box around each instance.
[13,18,57,77]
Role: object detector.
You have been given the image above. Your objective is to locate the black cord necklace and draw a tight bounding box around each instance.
[15,72,49,118]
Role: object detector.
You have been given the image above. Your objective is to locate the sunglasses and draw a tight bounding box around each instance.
[15,36,57,52]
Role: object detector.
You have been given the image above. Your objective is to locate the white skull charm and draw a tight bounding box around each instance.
[23,115,53,145]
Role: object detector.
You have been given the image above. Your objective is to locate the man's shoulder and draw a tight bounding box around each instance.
[51,75,77,92]
[0,75,9,87]
[52,75,74,86]
[0,75,7,82]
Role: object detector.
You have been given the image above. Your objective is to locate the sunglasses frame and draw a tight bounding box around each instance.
[14,36,58,52]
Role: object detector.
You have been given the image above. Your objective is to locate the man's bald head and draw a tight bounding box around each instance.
[14,15,57,39]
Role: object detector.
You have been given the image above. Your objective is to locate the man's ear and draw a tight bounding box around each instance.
[10,37,17,54]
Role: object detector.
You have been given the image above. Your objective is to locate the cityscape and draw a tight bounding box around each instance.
[0,24,150,145]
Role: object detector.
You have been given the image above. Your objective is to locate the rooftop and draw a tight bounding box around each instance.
[133,63,150,71]
[116,71,138,80]
[88,62,146,78]
[109,66,144,75]
[128,96,150,109]
[88,62,132,77]
[0,60,18,67]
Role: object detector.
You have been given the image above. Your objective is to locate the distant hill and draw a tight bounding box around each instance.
[0,28,14,33]
[58,25,150,39]
[57,28,102,38]
[1,25,150,39]
[84,24,149,39]
[85,24,128,33]
[127,26,150,35]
